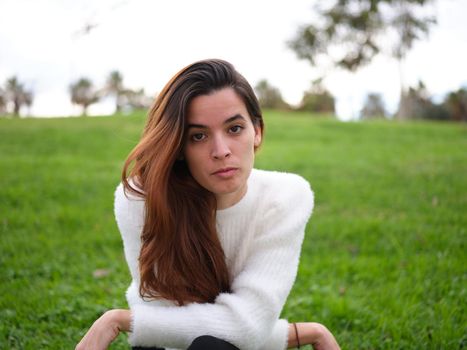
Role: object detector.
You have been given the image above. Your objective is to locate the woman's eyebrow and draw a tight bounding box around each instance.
[187,114,246,129]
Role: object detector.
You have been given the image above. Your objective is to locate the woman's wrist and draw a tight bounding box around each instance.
[104,309,132,333]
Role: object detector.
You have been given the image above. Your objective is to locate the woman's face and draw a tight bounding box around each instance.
[183,87,262,209]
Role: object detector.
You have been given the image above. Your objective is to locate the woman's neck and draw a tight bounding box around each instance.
[216,183,248,210]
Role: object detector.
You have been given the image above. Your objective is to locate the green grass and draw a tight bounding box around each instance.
[1,111,466,349]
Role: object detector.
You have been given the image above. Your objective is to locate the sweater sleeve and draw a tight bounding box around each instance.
[121,176,315,350]
[114,181,145,283]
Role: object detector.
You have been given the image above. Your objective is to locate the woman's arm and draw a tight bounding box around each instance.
[75,309,131,350]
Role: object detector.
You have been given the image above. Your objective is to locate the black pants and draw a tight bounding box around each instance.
[132,335,240,350]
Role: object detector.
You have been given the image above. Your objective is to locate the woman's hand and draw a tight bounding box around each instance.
[75,309,131,350]
[288,322,340,350]
[305,322,340,350]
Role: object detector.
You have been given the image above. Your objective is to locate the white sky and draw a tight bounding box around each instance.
[1,0,466,120]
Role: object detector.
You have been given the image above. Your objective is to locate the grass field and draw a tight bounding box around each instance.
[0,111,466,349]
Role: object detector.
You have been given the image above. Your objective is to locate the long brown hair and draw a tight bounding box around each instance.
[121,59,264,306]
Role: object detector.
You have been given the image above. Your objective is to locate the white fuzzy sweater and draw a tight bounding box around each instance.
[114,169,314,350]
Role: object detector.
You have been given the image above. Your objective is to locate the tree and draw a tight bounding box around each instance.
[120,88,153,111]
[4,76,34,117]
[397,81,449,120]
[104,70,125,113]
[254,80,289,110]
[0,88,6,115]
[69,78,99,116]
[443,88,467,122]
[361,93,387,119]
[298,79,335,114]
[288,0,436,119]
[23,90,33,116]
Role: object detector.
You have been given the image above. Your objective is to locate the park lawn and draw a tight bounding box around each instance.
[0,111,465,349]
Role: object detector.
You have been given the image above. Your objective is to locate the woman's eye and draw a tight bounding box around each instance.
[191,133,206,142]
[229,125,243,134]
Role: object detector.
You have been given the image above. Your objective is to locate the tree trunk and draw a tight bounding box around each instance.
[13,98,21,117]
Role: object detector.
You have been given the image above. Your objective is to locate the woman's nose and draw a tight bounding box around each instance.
[211,135,231,160]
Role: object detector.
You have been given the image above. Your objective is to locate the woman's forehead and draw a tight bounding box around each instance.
[187,88,250,125]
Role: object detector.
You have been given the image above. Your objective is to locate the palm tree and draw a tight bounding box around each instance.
[69,78,99,116]
[5,76,33,117]
[105,70,124,113]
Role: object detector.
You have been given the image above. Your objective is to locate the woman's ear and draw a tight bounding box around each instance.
[254,124,262,148]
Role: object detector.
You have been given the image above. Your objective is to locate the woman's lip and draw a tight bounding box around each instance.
[213,167,237,174]
[212,167,238,176]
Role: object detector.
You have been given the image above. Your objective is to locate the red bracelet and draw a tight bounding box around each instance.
[293,322,301,349]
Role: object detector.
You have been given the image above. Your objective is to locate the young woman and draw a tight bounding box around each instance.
[76,59,340,350]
